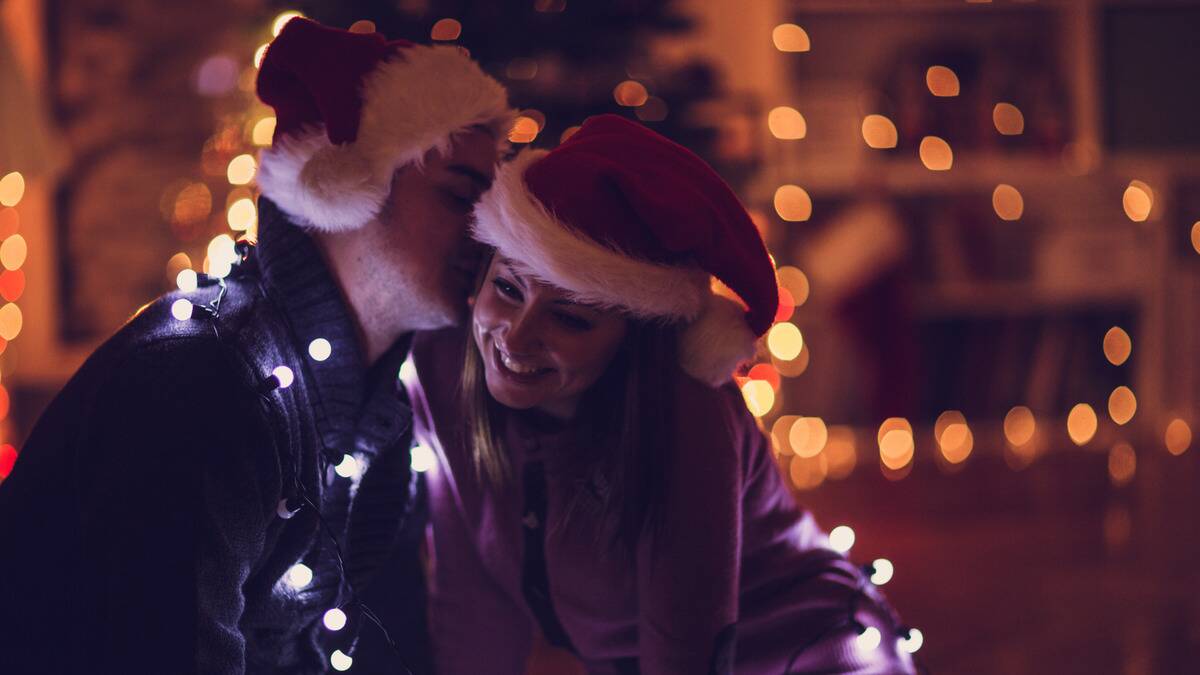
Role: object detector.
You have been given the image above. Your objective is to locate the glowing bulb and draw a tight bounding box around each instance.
[900,628,924,654]
[330,649,353,671]
[227,154,257,186]
[411,443,436,473]
[0,172,25,207]
[1,235,27,271]
[1123,181,1153,222]
[207,234,237,279]
[861,115,898,149]
[272,365,294,389]
[323,608,347,631]
[740,380,775,418]
[772,24,810,52]
[870,558,894,585]
[1067,404,1098,446]
[335,454,360,479]
[773,185,812,222]
[285,563,312,589]
[171,299,194,321]
[176,269,198,293]
[768,107,806,140]
[925,66,960,97]
[829,525,855,553]
[227,198,257,231]
[308,338,332,362]
[272,11,304,37]
[919,136,953,171]
[856,626,882,652]
[398,358,417,386]
[767,322,804,361]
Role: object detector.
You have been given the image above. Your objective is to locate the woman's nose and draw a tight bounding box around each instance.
[500,307,542,355]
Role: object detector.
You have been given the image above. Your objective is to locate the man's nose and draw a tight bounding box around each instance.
[500,307,542,355]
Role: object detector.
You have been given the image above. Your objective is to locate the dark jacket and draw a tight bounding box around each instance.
[0,200,430,674]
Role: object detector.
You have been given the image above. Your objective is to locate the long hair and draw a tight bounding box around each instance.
[460,287,679,555]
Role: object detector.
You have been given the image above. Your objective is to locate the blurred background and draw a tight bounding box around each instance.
[2,0,1200,672]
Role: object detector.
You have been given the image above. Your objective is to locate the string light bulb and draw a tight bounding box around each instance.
[870,558,894,585]
[829,525,855,553]
[856,626,882,652]
[171,299,194,321]
[272,365,294,389]
[323,608,347,631]
[899,628,924,654]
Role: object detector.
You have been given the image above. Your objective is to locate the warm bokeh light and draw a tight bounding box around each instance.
[348,19,376,34]
[824,426,857,479]
[272,11,303,37]
[227,198,258,231]
[176,269,198,293]
[789,454,828,491]
[919,136,953,171]
[1004,406,1037,447]
[613,80,649,107]
[775,287,795,323]
[1192,222,1200,255]
[992,184,1024,221]
[773,343,810,377]
[560,126,581,144]
[166,252,192,281]
[747,363,781,391]
[740,380,775,418]
[0,303,23,341]
[1103,326,1132,366]
[861,115,898,149]
[252,117,277,146]
[772,24,810,52]
[0,444,16,480]
[1108,442,1136,486]
[0,270,26,303]
[768,107,807,140]
[226,154,257,185]
[767,322,804,361]
[936,414,973,464]
[430,18,463,41]
[636,97,669,122]
[508,116,540,144]
[773,185,812,222]
[173,183,213,225]
[828,525,855,553]
[1165,418,1192,455]
[925,65,960,97]
[993,103,1025,135]
[0,172,25,208]
[878,418,915,470]
[1107,386,1137,425]
[0,235,27,271]
[254,44,269,69]
[776,266,810,306]
[1122,181,1153,222]
[1067,403,1098,446]
[207,234,238,278]
[790,417,828,458]
[770,415,800,455]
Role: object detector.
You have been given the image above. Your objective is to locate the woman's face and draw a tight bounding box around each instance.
[472,255,629,419]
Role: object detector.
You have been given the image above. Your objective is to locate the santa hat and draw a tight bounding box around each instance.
[255,18,513,232]
[472,115,778,386]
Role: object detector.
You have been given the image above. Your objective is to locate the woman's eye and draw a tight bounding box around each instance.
[554,312,593,332]
[444,190,474,212]
[491,277,522,301]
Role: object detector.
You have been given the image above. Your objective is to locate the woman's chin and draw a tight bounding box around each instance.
[484,380,541,411]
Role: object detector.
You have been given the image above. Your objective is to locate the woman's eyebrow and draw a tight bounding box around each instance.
[501,261,528,289]
[446,164,492,191]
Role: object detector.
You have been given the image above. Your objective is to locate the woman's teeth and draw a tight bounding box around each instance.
[500,350,544,375]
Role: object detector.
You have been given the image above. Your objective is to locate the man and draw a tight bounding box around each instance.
[0,18,512,674]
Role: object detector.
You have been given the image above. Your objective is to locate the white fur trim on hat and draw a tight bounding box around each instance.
[257,44,513,232]
[679,293,758,386]
[471,148,709,320]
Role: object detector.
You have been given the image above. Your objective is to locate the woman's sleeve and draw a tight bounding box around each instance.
[426,466,534,675]
[636,382,742,675]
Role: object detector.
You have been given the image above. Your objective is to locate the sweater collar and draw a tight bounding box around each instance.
[255,198,412,458]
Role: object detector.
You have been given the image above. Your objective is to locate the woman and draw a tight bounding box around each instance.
[409,115,916,674]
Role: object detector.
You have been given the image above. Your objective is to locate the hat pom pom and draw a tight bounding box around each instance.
[679,293,759,387]
[297,143,386,232]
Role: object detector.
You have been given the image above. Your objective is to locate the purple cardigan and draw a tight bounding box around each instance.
[410,330,915,674]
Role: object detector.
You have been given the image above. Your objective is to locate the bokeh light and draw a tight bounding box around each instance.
[925,65,960,97]
[935,410,973,464]
[1165,418,1192,456]
[790,417,828,458]
[861,115,898,149]
[992,184,1024,221]
[0,303,23,341]
[613,80,649,107]
[1,235,27,271]
[856,626,882,652]
[251,117,277,146]
[919,136,953,171]
[1067,404,1098,446]
[767,322,804,361]
[0,172,25,207]
[1108,442,1136,486]
[768,107,807,140]
[285,562,312,589]
[226,154,257,185]
[776,267,810,306]
[430,18,462,41]
[824,426,858,479]
[741,380,775,418]
[308,338,332,362]
[1122,180,1153,222]
[508,116,540,144]
[272,11,303,37]
[348,20,376,34]
[171,298,194,321]
[878,418,915,470]
[411,443,436,473]
[1004,406,1037,447]
[789,454,828,491]
[993,103,1025,135]
[772,24,810,52]
[829,525,855,553]
[323,608,347,631]
[1103,327,1132,366]
[770,415,799,455]
[870,558,894,585]
[773,185,812,222]
[1107,386,1137,425]
[330,650,353,672]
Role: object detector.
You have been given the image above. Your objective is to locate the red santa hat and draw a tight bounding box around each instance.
[255,18,513,232]
[472,114,779,386]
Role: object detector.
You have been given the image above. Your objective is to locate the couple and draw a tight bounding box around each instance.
[0,19,914,675]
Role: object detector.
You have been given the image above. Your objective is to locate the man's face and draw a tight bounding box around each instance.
[369,129,499,330]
